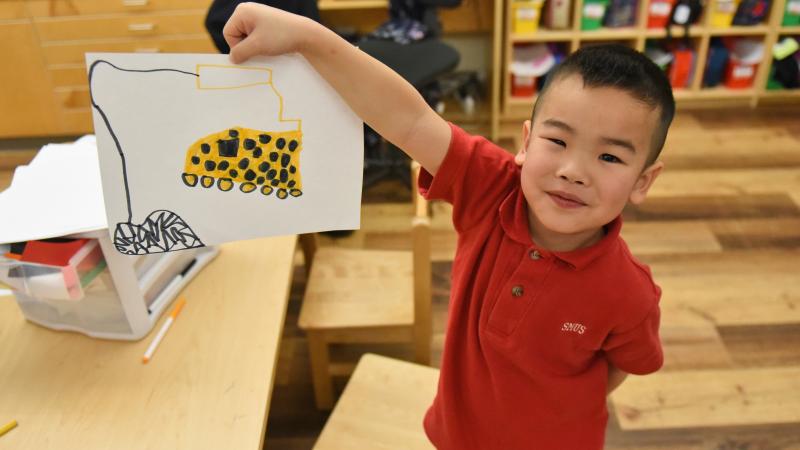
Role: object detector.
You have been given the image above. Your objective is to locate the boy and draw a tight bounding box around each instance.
[224,4,672,449]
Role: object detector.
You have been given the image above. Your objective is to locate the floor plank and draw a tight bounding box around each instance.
[611,367,800,430]
[649,251,800,327]
[622,221,722,255]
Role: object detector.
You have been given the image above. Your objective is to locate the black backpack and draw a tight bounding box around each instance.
[732,0,770,25]
[665,0,703,45]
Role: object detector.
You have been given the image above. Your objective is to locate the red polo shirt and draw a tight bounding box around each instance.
[419,124,663,450]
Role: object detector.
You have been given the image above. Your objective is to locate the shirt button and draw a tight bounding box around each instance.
[529,250,541,260]
[511,285,524,297]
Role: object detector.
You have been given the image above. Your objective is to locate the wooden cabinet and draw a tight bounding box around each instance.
[0,18,59,136]
[0,0,215,138]
[3,0,493,138]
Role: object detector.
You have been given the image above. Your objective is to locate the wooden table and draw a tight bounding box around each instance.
[0,235,297,450]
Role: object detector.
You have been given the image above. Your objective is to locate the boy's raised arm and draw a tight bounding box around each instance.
[223,2,451,175]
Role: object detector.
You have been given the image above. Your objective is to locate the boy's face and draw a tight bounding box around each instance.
[515,74,664,248]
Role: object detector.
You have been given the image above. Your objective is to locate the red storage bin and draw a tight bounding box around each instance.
[511,74,537,97]
[723,38,764,89]
[724,58,758,88]
[668,48,695,88]
[648,0,677,28]
[510,44,555,98]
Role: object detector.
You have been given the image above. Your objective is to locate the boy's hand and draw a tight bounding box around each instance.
[223,3,311,64]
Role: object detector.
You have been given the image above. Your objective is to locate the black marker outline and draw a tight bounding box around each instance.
[88,59,205,255]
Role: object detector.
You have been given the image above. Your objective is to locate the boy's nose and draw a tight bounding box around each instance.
[556,160,588,185]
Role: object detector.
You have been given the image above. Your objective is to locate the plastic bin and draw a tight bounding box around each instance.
[648,0,676,28]
[510,44,556,97]
[669,47,696,88]
[783,0,800,25]
[0,231,219,340]
[582,0,609,29]
[710,0,740,28]
[604,0,638,27]
[544,0,572,29]
[513,0,545,33]
[724,38,764,88]
[703,42,730,87]
[0,240,105,301]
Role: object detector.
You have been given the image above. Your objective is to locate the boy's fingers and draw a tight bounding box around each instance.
[222,4,251,50]
[229,36,260,64]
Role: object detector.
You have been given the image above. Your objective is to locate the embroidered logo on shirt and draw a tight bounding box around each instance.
[561,322,587,334]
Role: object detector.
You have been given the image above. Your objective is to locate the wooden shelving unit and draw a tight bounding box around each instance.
[489,0,800,140]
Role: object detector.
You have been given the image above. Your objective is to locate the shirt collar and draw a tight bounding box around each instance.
[499,187,622,270]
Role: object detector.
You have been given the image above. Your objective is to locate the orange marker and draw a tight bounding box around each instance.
[142,297,186,364]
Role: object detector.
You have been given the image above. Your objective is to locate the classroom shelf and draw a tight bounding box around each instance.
[708,25,771,36]
[508,95,537,105]
[578,28,640,40]
[318,0,388,10]
[644,26,704,38]
[760,89,800,97]
[695,87,756,98]
[489,0,799,140]
[511,30,575,42]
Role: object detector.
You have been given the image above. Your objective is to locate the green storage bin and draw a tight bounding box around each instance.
[582,0,609,30]
[766,65,783,90]
[783,0,800,26]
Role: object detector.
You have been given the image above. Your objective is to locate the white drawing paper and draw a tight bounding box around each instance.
[86,53,363,255]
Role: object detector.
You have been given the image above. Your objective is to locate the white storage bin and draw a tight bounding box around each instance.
[0,230,218,340]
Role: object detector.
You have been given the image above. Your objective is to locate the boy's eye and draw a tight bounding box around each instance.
[599,153,623,164]
[547,138,566,147]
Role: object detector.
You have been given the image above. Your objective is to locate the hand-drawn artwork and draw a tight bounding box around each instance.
[182,127,303,199]
[89,60,205,255]
[87,53,363,256]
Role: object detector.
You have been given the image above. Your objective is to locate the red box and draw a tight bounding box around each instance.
[648,0,676,28]
[668,48,695,88]
[511,74,537,97]
[724,58,758,88]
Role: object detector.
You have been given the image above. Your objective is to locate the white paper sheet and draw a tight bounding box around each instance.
[0,136,107,244]
[86,53,363,255]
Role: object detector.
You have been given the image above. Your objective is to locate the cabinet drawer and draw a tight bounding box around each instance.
[54,86,91,109]
[35,11,207,41]
[42,35,215,65]
[28,0,213,17]
[49,65,89,87]
[0,1,27,20]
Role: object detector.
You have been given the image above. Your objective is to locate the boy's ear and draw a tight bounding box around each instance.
[514,120,533,166]
[629,160,664,205]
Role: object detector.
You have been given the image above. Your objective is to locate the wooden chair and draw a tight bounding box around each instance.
[298,163,432,409]
[313,353,438,449]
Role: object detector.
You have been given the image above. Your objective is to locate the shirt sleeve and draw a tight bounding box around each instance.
[418,123,519,233]
[602,303,664,375]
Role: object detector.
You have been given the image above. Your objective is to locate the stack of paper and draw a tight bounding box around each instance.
[0,136,108,245]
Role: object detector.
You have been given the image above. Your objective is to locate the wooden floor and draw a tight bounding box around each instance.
[2,107,800,449]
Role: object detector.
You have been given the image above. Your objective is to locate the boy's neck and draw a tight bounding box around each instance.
[526,211,606,252]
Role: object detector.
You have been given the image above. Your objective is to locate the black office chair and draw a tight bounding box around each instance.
[358,0,462,187]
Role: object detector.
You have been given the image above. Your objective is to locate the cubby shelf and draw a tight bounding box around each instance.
[490,0,800,139]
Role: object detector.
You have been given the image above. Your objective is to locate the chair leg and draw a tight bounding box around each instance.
[298,233,318,275]
[413,325,432,366]
[307,331,335,410]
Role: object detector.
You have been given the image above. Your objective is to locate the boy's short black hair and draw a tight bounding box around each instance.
[531,44,675,166]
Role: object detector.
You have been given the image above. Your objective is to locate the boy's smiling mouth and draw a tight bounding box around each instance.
[546,190,587,208]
